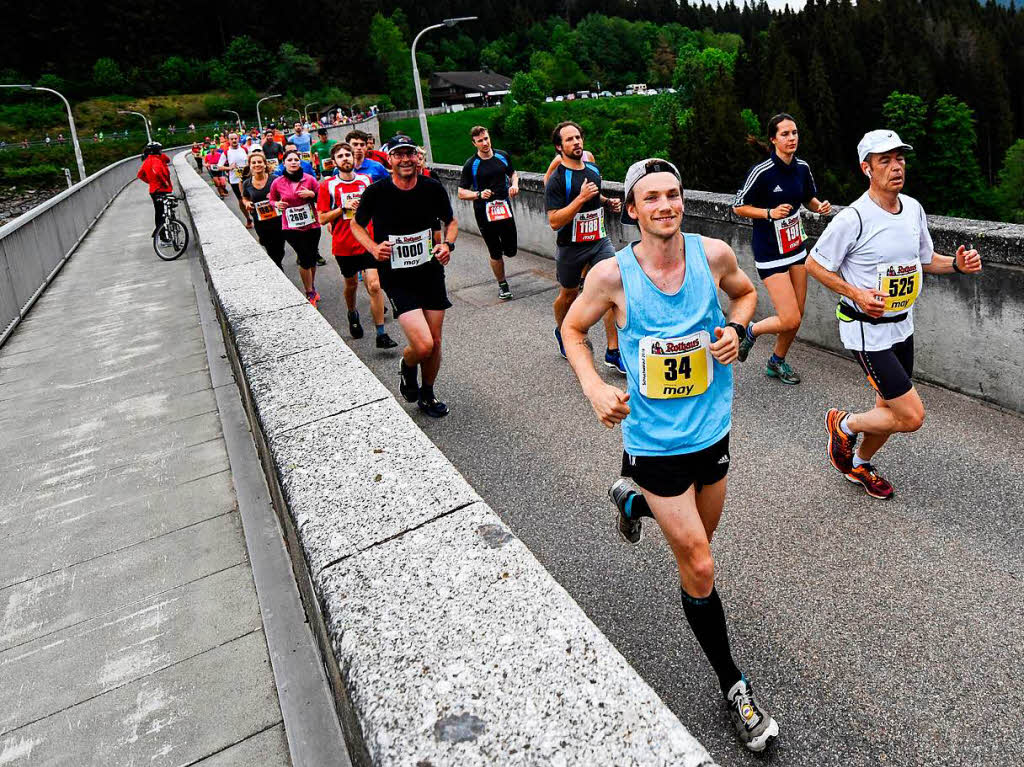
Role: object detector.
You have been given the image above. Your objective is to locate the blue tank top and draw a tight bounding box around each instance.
[616,235,732,456]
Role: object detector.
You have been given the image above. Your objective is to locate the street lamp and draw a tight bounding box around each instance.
[290,108,302,122]
[2,84,86,182]
[256,94,281,133]
[224,109,242,132]
[117,110,152,143]
[411,16,477,163]
[303,102,318,123]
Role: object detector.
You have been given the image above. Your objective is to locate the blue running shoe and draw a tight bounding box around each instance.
[554,326,567,359]
[604,348,626,375]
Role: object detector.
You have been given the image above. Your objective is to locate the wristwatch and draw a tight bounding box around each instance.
[727,322,747,340]
[444,240,456,252]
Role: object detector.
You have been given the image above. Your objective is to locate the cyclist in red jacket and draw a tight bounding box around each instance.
[137,142,173,235]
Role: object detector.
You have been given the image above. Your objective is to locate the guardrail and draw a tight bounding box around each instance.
[173,151,717,767]
[0,147,186,348]
[430,164,1024,414]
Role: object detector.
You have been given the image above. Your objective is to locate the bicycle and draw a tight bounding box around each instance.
[153,195,190,261]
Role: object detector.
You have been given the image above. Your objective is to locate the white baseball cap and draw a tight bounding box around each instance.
[621,158,682,225]
[857,130,913,163]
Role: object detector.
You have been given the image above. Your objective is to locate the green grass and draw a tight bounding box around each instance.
[381,96,667,179]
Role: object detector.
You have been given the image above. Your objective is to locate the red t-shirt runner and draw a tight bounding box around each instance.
[316,173,374,257]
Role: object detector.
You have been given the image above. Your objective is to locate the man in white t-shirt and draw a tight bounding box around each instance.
[807,130,982,499]
[218,132,251,227]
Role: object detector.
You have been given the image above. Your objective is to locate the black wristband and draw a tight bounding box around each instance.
[952,257,963,274]
[727,322,747,340]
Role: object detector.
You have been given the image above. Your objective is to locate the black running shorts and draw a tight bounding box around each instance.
[621,433,730,498]
[230,182,243,200]
[476,214,518,261]
[336,252,379,279]
[853,335,915,401]
[380,259,452,317]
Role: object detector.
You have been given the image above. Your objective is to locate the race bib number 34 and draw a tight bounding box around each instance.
[572,208,606,243]
[485,199,513,222]
[639,331,713,399]
[877,261,922,312]
[773,212,805,254]
[389,229,433,270]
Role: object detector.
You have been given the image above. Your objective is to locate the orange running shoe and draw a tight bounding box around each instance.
[306,291,319,308]
[845,463,894,499]
[825,408,856,474]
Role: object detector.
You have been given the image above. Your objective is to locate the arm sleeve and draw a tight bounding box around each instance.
[353,184,374,228]
[917,203,934,264]
[316,181,330,213]
[458,160,473,190]
[733,162,764,207]
[810,208,860,272]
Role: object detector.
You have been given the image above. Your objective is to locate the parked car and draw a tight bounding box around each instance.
[599,90,613,98]
[665,88,677,94]
[555,95,564,102]
[614,91,624,97]
[565,93,576,101]
[545,96,554,102]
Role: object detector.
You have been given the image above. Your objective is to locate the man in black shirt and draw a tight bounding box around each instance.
[351,136,459,418]
[545,121,624,373]
[457,126,519,300]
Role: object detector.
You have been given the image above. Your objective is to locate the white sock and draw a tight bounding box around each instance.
[839,415,855,436]
[852,453,869,468]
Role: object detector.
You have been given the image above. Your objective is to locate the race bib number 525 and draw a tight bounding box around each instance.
[639,331,713,399]
[877,261,922,312]
[389,229,433,269]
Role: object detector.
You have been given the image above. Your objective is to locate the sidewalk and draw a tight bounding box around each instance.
[0,182,290,765]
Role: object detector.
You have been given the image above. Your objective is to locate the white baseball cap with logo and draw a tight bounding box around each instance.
[621,157,682,225]
[857,130,913,164]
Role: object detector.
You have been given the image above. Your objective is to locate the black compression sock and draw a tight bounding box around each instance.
[624,492,654,520]
[680,585,743,697]
[420,384,434,401]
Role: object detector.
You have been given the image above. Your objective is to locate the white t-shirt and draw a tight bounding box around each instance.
[219,146,249,185]
[810,192,934,352]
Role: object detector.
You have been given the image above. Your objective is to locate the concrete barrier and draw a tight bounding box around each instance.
[0,147,188,348]
[431,164,1024,414]
[173,151,718,767]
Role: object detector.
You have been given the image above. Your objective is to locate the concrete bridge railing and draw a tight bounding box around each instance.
[172,151,717,767]
[431,164,1024,414]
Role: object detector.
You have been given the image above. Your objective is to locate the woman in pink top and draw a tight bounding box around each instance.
[270,149,323,306]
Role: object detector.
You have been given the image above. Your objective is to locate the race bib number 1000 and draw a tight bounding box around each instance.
[639,331,713,399]
[877,261,922,312]
[773,212,806,254]
[571,208,606,243]
[485,199,513,222]
[389,229,433,270]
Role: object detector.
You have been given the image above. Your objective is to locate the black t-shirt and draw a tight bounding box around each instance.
[243,176,279,229]
[262,140,283,159]
[459,150,515,215]
[545,162,604,247]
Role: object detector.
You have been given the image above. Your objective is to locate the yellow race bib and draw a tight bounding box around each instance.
[877,261,922,312]
[639,331,713,399]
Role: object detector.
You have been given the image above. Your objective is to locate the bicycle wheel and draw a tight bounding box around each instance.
[154,219,189,261]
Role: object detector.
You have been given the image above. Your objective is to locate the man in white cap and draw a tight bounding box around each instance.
[562,158,777,752]
[808,130,982,498]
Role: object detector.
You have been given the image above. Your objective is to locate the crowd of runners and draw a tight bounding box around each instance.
[172,111,982,754]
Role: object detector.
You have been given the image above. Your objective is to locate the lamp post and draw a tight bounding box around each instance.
[2,84,86,182]
[224,109,242,132]
[303,102,318,123]
[411,16,477,164]
[117,110,152,143]
[291,108,302,122]
[256,94,281,133]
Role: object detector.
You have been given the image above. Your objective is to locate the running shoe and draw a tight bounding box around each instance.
[726,677,779,753]
[825,408,857,474]
[348,310,364,339]
[399,360,419,402]
[306,291,319,308]
[604,348,626,375]
[737,323,756,362]
[554,327,567,359]
[608,478,643,544]
[316,255,327,266]
[845,463,895,499]
[375,332,398,349]
[417,395,449,418]
[765,358,801,384]
[498,282,513,300]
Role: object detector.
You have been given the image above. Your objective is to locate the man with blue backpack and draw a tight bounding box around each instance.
[458,126,519,300]
[545,121,625,373]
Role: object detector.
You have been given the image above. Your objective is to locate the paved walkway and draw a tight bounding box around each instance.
[228,193,1022,766]
[0,183,290,765]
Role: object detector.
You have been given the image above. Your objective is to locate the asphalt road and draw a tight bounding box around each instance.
[217,188,1023,766]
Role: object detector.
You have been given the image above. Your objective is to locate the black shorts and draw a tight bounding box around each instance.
[282,227,322,270]
[555,239,615,289]
[755,253,806,280]
[380,260,451,317]
[621,433,730,498]
[853,335,915,401]
[230,182,243,200]
[336,252,379,279]
[476,214,518,260]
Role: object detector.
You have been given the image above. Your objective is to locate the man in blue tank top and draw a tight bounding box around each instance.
[562,158,778,753]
